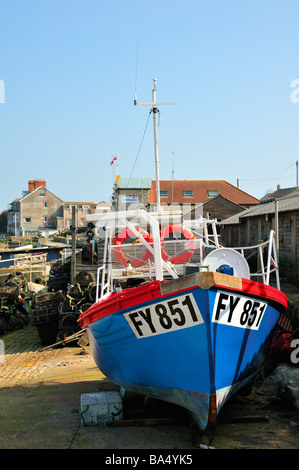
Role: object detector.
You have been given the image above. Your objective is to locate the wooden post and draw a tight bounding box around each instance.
[71,206,77,284]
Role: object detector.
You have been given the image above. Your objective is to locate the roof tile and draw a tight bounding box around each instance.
[149,180,260,206]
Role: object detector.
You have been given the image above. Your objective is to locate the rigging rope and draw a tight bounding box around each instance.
[126,110,152,190]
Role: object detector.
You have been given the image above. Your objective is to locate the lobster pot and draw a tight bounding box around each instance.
[58,313,79,329]
[50,259,71,274]
[56,311,81,342]
[68,284,84,302]
[31,294,62,346]
[0,285,20,302]
[80,392,123,426]
[74,271,96,287]
[35,320,59,346]
[32,307,59,346]
[34,291,64,309]
[48,274,69,292]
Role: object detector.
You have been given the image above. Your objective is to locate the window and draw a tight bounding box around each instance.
[44,216,48,223]
[25,217,31,223]
[80,218,86,226]
[44,201,48,208]
[39,188,46,196]
[208,190,218,197]
[160,190,169,197]
[183,190,193,197]
[82,205,90,213]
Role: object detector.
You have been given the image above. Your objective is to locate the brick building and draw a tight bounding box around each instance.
[112,176,260,216]
[7,180,64,236]
[63,202,97,229]
[7,180,96,236]
[149,180,260,211]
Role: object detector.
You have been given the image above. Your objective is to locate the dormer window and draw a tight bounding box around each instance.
[183,190,193,197]
[208,190,218,197]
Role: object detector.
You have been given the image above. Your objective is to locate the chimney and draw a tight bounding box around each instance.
[28,180,35,191]
[28,179,46,191]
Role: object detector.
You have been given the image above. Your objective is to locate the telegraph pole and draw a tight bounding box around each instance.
[71,205,77,285]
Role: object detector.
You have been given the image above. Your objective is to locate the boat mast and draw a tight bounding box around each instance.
[152,79,161,212]
[134,78,174,213]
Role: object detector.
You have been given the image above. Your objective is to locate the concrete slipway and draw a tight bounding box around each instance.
[0,283,298,450]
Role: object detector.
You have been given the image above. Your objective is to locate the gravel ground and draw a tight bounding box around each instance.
[0,326,298,452]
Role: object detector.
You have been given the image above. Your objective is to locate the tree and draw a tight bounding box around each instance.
[0,210,8,233]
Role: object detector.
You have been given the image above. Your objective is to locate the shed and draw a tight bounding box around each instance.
[220,192,299,285]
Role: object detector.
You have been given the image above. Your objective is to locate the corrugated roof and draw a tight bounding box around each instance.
[260,186,298,202]
[221,193,299,224]
[117,177,152,189]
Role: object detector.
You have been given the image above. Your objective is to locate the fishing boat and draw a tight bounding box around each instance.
[78,81,288,430]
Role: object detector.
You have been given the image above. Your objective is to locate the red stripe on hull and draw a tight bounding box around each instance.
[79,280,165,327]
[78,277,288,328]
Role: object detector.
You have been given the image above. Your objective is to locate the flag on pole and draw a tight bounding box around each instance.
[111,156,117,166]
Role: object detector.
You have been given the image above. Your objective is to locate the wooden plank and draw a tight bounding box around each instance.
[217,414,269,424]
[106,417,187,427]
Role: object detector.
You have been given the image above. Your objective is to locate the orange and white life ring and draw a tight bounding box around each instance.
[160,224,196,264]
[113,227,154,268]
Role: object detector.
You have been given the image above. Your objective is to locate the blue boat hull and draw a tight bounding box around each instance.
[80,272,287,429]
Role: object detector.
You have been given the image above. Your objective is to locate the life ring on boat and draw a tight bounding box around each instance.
[160,224,196,264]
[113,227,154,268]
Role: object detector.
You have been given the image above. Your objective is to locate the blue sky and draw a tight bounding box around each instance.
[1,0,299,212]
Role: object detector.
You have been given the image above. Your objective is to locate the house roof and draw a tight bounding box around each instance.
[116,177,152,190]
[149,180,260,206]
[97,200,112,206]
[260,186,298,202]
[221,192,299,225]
[64,201,96,206]
[20,186,64,203]
[201,194,246,210]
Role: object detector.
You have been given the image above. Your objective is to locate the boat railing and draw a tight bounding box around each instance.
[0,252,49,283]
[229,230,280,289]
[87,211,282,301]
[61,248,72,260]
[95,265,109,302]
[97,230,281,298]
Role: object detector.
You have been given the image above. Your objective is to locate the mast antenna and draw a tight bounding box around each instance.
[134,78,175,212]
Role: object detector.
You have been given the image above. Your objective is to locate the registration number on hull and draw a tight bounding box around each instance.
[124,294,204,339]
[212,290,267,330]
